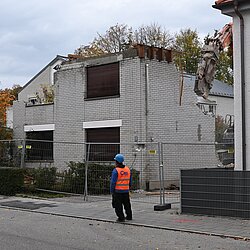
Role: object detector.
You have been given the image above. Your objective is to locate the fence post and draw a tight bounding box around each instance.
[158,142,163,205]
[160,142,166,205]
[180,169,182,214]
[154,142,171,211]
[84,143,90,201]
[20,139,26,168]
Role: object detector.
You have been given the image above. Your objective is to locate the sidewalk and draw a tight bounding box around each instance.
[0,195,249,241]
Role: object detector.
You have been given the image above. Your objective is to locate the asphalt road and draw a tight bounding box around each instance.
[0,208,249,250]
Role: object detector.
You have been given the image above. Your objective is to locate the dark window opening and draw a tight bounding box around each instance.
[86,127,120,161]
[26,131,53,161]
[86,62,119,99]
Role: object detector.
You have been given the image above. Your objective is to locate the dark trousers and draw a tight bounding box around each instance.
[112,192,132,220]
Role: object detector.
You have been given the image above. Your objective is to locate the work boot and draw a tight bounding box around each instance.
[116,218,125,222]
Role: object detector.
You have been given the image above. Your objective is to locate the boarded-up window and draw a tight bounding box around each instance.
[26,131,53,161]
[86,62,119,98]
[86,127,120,161]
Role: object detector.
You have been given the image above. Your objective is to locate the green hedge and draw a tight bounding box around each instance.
[0,168,25,196]
[24,167,57,191]
[23,162,140,195]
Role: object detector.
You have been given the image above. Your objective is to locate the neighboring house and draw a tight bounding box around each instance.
[13,54,66,138]
[214,0,250,170]
[13,45,219,188]
[4,54,62,131]
[18,55,67,104]
[184,74,234,119]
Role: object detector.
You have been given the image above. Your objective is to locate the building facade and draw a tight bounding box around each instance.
[13,46,218,187]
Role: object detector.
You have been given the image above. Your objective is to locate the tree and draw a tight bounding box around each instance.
[9,85,22,102]
[75,23,133,56]
[76,25,200,74]
[0,85,22,140]
[215,50,233,85]
[172,29,202,74]
[75,23,174,56]
[75,23,233,85]
[215,115,228,143]
[134,23,174,48]
[0,90,14,140]
[40,84,54,103]
[0,90,14,127]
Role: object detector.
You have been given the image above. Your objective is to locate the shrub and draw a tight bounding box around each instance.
[35,167,57,189]
[0,168,25,195]
[0,141,16,168]
[130,168,140,190]
[24,167,57,190]
[61,162,86,194]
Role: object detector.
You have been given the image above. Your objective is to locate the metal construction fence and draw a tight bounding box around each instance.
[0,139,235,205]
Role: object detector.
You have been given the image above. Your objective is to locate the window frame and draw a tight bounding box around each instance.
[25,131,53,162]
[86,62,120,99]
[85,127,120,162]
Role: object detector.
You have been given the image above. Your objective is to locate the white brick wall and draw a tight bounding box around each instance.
[13,53,218,184]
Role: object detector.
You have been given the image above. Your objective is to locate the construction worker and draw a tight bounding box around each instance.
[110,154,132,222]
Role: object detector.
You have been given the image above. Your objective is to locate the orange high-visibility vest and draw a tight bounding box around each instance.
[115,166,131,191]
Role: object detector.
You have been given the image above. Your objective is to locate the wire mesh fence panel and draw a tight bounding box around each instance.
[215,142,234,166]
[162,142,220,181]
[51,141,86,169]
[161,142,224,204]
[121,142,166,204]
[20,141,175,205]
[75,142,166,204]
[130,190,180,205]
[4,139,241,209]
[84,143,156,203]
[85,164,113,196]
[160,142,236,204]
[0,140,23,167]
[3,140,230,206]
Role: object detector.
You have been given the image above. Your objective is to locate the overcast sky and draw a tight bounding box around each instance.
[0,0,231,89]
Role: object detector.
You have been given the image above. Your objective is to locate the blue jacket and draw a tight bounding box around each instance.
[110,165,132,194]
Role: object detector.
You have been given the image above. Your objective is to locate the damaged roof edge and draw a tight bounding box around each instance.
[213,1,233,10]
[68,44,173,64]
[213,0,248,10]
[215,0,233,4]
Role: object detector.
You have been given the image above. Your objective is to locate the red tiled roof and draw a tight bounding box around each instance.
[215,0,232,4]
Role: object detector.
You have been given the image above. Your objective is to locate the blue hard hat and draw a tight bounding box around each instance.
[114,154,124,163]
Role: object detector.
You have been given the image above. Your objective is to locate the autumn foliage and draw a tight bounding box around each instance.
[0,86,22,139]
[0,90,15,127]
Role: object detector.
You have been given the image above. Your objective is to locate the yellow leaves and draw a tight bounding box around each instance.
[40,83,54,103]
[0,90,15,127]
